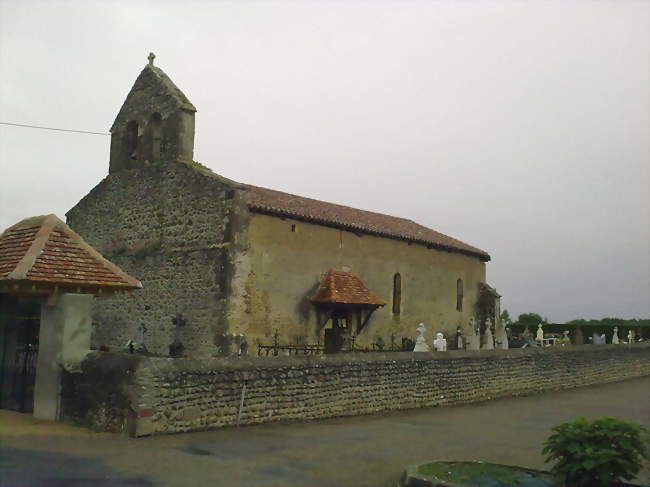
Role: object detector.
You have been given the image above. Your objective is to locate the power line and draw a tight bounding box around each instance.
[0,121,109,136]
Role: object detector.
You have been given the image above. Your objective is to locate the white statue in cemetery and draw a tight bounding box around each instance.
[433,332,447,352]
[482,319,494,350]
[466,317,480,350]
[612,327,619,345]
[627,329,634,344]
[536,323,544,343]
[456,327,464,349]
[413,322,430,352]
[601,333,606,344]
[495,316,509,350]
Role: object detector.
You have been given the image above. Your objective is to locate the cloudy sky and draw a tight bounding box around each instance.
[0,0,648,322]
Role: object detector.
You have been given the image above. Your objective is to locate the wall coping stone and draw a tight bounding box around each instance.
[118,342,650,374]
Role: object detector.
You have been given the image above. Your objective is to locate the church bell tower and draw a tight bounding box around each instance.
[108,53,197,173]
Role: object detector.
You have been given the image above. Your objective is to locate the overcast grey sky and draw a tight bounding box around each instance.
[0,0,648,322]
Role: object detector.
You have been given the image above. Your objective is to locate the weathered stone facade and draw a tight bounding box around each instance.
[67,162,243,357]
[62,344,650,436]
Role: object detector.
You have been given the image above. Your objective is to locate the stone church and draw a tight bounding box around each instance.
[67,55,497,358]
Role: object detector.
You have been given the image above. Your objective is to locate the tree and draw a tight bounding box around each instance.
[517,312,547,327]
[565,319,588,327]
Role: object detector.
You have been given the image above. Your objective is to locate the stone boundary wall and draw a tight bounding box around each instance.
[64,344,650,436]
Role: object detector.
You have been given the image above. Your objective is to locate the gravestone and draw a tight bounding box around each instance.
[465,318,480,351]
[456,327,464,350]
[558,330,571,346]
[592,333,606,345]
[482,321,494,350]
[433,332,447,352]
[495,317,508,349]
[536,323,544,343]
[573,327,584,345]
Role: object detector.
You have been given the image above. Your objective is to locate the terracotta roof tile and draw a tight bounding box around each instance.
[246,185,490,261]
[311,270,386,306]
[0,215,141,291]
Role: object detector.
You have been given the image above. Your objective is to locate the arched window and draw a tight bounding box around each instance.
[149,113,162,162]
[126,121,139,160]
[456,278,463,312]
[392,273,401,314]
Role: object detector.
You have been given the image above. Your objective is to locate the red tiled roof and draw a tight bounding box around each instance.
[246,185,490,261]
[0,215,141,291]
[311,270,386,306]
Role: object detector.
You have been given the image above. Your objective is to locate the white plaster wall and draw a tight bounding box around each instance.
[34,293,93,421]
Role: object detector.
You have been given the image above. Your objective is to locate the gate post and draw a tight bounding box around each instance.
[33,294,93,421]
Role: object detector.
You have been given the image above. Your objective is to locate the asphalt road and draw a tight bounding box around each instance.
[1,377,649,487]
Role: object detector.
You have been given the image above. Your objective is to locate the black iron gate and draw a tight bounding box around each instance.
[0,301,40,413]
[10,342,38,413]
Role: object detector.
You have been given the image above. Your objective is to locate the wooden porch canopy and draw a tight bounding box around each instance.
[311,269,386,334]
[0,214,141,302]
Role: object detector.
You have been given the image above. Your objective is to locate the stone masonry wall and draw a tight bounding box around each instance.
[68,344,650,436]
[66,161,242,358]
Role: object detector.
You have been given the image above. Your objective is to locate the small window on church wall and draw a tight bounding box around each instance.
[126,121,138,160]
[393,273,401,314]
[149,113,162,162]
[456,278,463,312]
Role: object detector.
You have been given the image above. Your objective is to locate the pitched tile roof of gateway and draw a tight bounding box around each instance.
[0,215,141,292]
[246,185,490,262]
[311,270,386,306]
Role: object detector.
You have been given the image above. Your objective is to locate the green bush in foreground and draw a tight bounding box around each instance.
[542,417,649,486]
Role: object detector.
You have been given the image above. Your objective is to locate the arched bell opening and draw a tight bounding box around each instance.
[148,113,162,162]
[125,120,139,161]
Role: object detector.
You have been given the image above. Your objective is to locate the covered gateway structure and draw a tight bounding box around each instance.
[0,214,140,419]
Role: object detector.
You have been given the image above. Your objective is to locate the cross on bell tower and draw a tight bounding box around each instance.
[148,52,156,66]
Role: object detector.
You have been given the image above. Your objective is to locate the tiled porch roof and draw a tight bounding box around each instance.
[311,270,386,306]
[0,214,141,291]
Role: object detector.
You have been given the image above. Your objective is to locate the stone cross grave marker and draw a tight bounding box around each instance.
[433,332,447,352]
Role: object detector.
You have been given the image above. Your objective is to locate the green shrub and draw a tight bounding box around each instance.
[542,416,649,486]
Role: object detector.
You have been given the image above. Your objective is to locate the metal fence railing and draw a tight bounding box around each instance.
[256,331,415,356]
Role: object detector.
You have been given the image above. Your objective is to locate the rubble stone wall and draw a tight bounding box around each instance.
[81,343,650,436]
[66,161,241,358]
